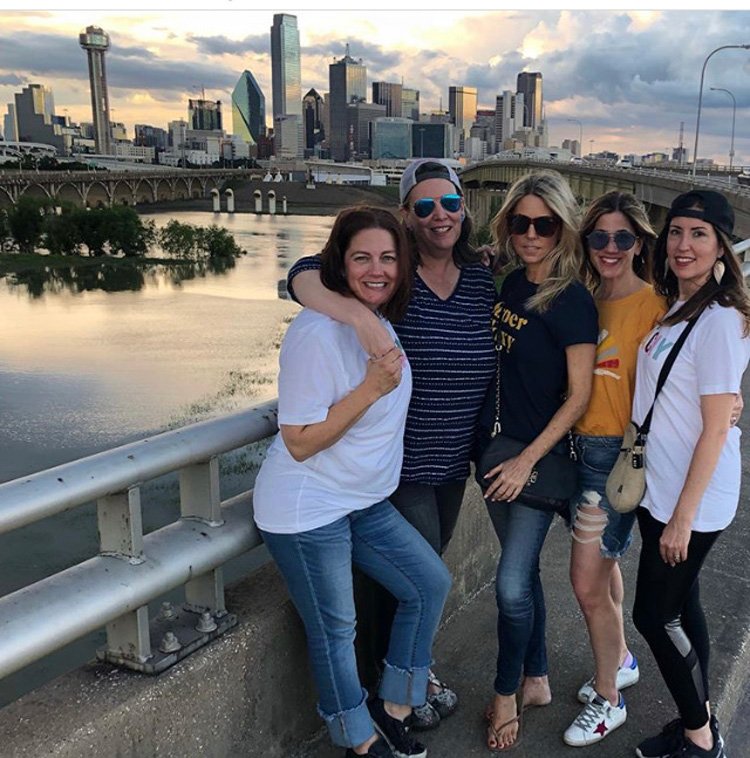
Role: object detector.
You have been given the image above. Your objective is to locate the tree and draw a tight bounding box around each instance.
[44,211,82,256]
[106,206,155,257]
[5,197,53,254]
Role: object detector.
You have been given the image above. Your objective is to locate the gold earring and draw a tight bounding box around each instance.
[713,258,725,285]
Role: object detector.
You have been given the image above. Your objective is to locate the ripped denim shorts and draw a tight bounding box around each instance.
[569,434,636,560]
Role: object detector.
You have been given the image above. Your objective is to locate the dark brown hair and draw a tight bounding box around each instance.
[320,206,413,323]
[652,199,750,334]
[579,191,656,292]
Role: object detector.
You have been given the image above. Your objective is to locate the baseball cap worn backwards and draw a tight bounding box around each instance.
[667,190,734,237]
[399,159,463,205]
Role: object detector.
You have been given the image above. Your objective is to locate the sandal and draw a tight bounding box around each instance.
[485,692,524,752]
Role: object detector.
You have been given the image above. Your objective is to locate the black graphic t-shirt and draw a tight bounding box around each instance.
[477,268,598,451]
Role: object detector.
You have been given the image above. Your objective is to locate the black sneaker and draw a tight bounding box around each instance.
[344,736,395,758]
[368,698,427,758]
[636,718,684,758]
[637,717,725,758]
[668,732,726,757]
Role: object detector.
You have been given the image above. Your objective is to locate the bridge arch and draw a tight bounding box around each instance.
[55,183,86,208]
[85,181,111,208]
[133,179,156,205]
[155,178,173,203]
[0,186,14,210]
[111,179,136,206]
[17,183,52,203]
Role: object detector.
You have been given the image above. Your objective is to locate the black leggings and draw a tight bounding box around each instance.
[633,508,722,730]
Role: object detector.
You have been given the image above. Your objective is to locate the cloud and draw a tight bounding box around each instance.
[188,33,268,57]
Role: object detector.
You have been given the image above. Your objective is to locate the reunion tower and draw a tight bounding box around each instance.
[79,25,112,155]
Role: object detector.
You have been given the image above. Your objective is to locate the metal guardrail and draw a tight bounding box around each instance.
[0,400,279,680]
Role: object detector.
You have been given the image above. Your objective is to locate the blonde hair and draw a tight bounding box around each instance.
[491,170,583,312]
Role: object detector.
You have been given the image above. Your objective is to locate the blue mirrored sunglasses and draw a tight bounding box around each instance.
[412,193,462,218]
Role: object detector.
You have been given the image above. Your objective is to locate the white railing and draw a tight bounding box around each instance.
[0,400,278,680]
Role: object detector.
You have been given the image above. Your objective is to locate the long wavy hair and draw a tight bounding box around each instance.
[490,170,583,312]
[320,206,413,323]
[652,199,750,335]
[579,191,657,293]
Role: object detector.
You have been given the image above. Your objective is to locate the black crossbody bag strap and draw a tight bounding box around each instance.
[639,316,699,437]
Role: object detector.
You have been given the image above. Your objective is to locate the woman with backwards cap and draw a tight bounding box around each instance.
[286,159,496,730]
[631,190,750,758]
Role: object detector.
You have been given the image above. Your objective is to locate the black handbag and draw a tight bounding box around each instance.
[476,349,577,516]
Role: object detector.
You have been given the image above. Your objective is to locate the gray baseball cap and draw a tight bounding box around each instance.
[399,159,463,205]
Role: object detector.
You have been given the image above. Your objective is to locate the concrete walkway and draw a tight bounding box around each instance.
[299,457,750,758]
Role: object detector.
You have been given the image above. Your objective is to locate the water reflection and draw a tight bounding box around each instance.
[3,256,237,298]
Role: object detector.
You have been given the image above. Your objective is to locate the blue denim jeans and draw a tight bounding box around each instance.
[485,500,554,695]
[569,435,636,559]
[260,499,452,748]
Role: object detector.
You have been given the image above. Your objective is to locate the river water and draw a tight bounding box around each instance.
[0,210,333,705]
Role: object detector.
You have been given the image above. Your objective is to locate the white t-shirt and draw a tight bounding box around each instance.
[253,309,412,534]
[633,303,750,532]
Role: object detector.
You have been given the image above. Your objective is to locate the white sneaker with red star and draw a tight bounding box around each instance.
[563,693,627,747]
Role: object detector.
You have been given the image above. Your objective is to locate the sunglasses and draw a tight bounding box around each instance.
[412,193,462,218]
[586,230,638,251]
[508,214,560,238]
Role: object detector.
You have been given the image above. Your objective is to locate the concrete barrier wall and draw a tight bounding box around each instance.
[0,482,497,758]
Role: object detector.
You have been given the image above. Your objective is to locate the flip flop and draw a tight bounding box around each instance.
[485,692,524,752]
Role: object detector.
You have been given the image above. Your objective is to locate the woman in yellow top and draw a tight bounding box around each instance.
[562,191,665,747]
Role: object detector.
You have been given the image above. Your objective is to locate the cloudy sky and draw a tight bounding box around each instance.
[0,8,748,163]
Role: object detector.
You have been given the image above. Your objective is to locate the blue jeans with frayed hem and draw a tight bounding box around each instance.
[260,499,451,748]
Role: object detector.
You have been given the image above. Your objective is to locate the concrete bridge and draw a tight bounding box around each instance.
[0,168,264,210]
[462,159,750,239]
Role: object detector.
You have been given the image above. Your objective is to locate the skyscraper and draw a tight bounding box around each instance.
[516,71,542,129]
[494,90,523,150]
[188,99,222,131]
[401,88,420,121]
[303,88,325,152]
[328,45,367,161]
[448,85,477,154]
[79,25,112,154]
[232,70,265,146]
[271,14,302,121]
[14,84,65,152]
[372,82,403,118]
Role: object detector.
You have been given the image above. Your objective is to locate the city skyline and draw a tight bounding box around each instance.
[0,9,748,163]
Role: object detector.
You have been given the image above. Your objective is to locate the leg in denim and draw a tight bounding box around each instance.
[486,500,554,694]
[350,500,452,706]
[260,520,374,748]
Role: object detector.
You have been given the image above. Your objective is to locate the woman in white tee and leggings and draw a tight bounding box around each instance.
[632,190,750,758]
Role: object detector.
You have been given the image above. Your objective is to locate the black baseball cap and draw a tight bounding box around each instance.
[666,190,734,237]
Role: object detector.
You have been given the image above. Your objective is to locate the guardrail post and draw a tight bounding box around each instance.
[97,487,151,662]
[180,458,225,613]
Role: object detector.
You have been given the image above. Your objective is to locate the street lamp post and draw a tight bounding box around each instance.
[709,86,737,175]
[691,44,750,183]
[567,118,583,157]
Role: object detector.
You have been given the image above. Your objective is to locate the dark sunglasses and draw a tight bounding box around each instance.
[412,193,462,218]
[586,230,638,251]
[508,214,560,237]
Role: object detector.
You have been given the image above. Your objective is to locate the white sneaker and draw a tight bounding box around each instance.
[563,694,627,747]
[576,654,640,703]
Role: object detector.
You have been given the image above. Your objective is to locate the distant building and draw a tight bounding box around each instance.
[328,45,367,161]
[303,88,325,153]
[494,90,524,151]
[3,103,18,142]
[412,122,453,159]
[134,124,168,152]
[271,14,302,121]
[562,138,580,157]
[14,84,66,153]
[347,101,386,159]
[274,114,302,159]
[110,121,128,141]
[448,85,477,154]
[232,70,266,148]
[371,117,413,160]
[516,71,542,129]
[79,25,112,154]
[471,108,495,153]
[188,99,222,131]
[401,88,420,122]
[372,82,403,118]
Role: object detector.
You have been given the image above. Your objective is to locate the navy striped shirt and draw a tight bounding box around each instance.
[287,257,496,484]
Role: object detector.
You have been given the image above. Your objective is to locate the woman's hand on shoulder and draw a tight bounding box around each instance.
[362,346,404,400]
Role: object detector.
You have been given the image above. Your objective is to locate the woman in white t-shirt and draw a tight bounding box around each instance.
[631,190,750,758]
[253,206,451,758]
